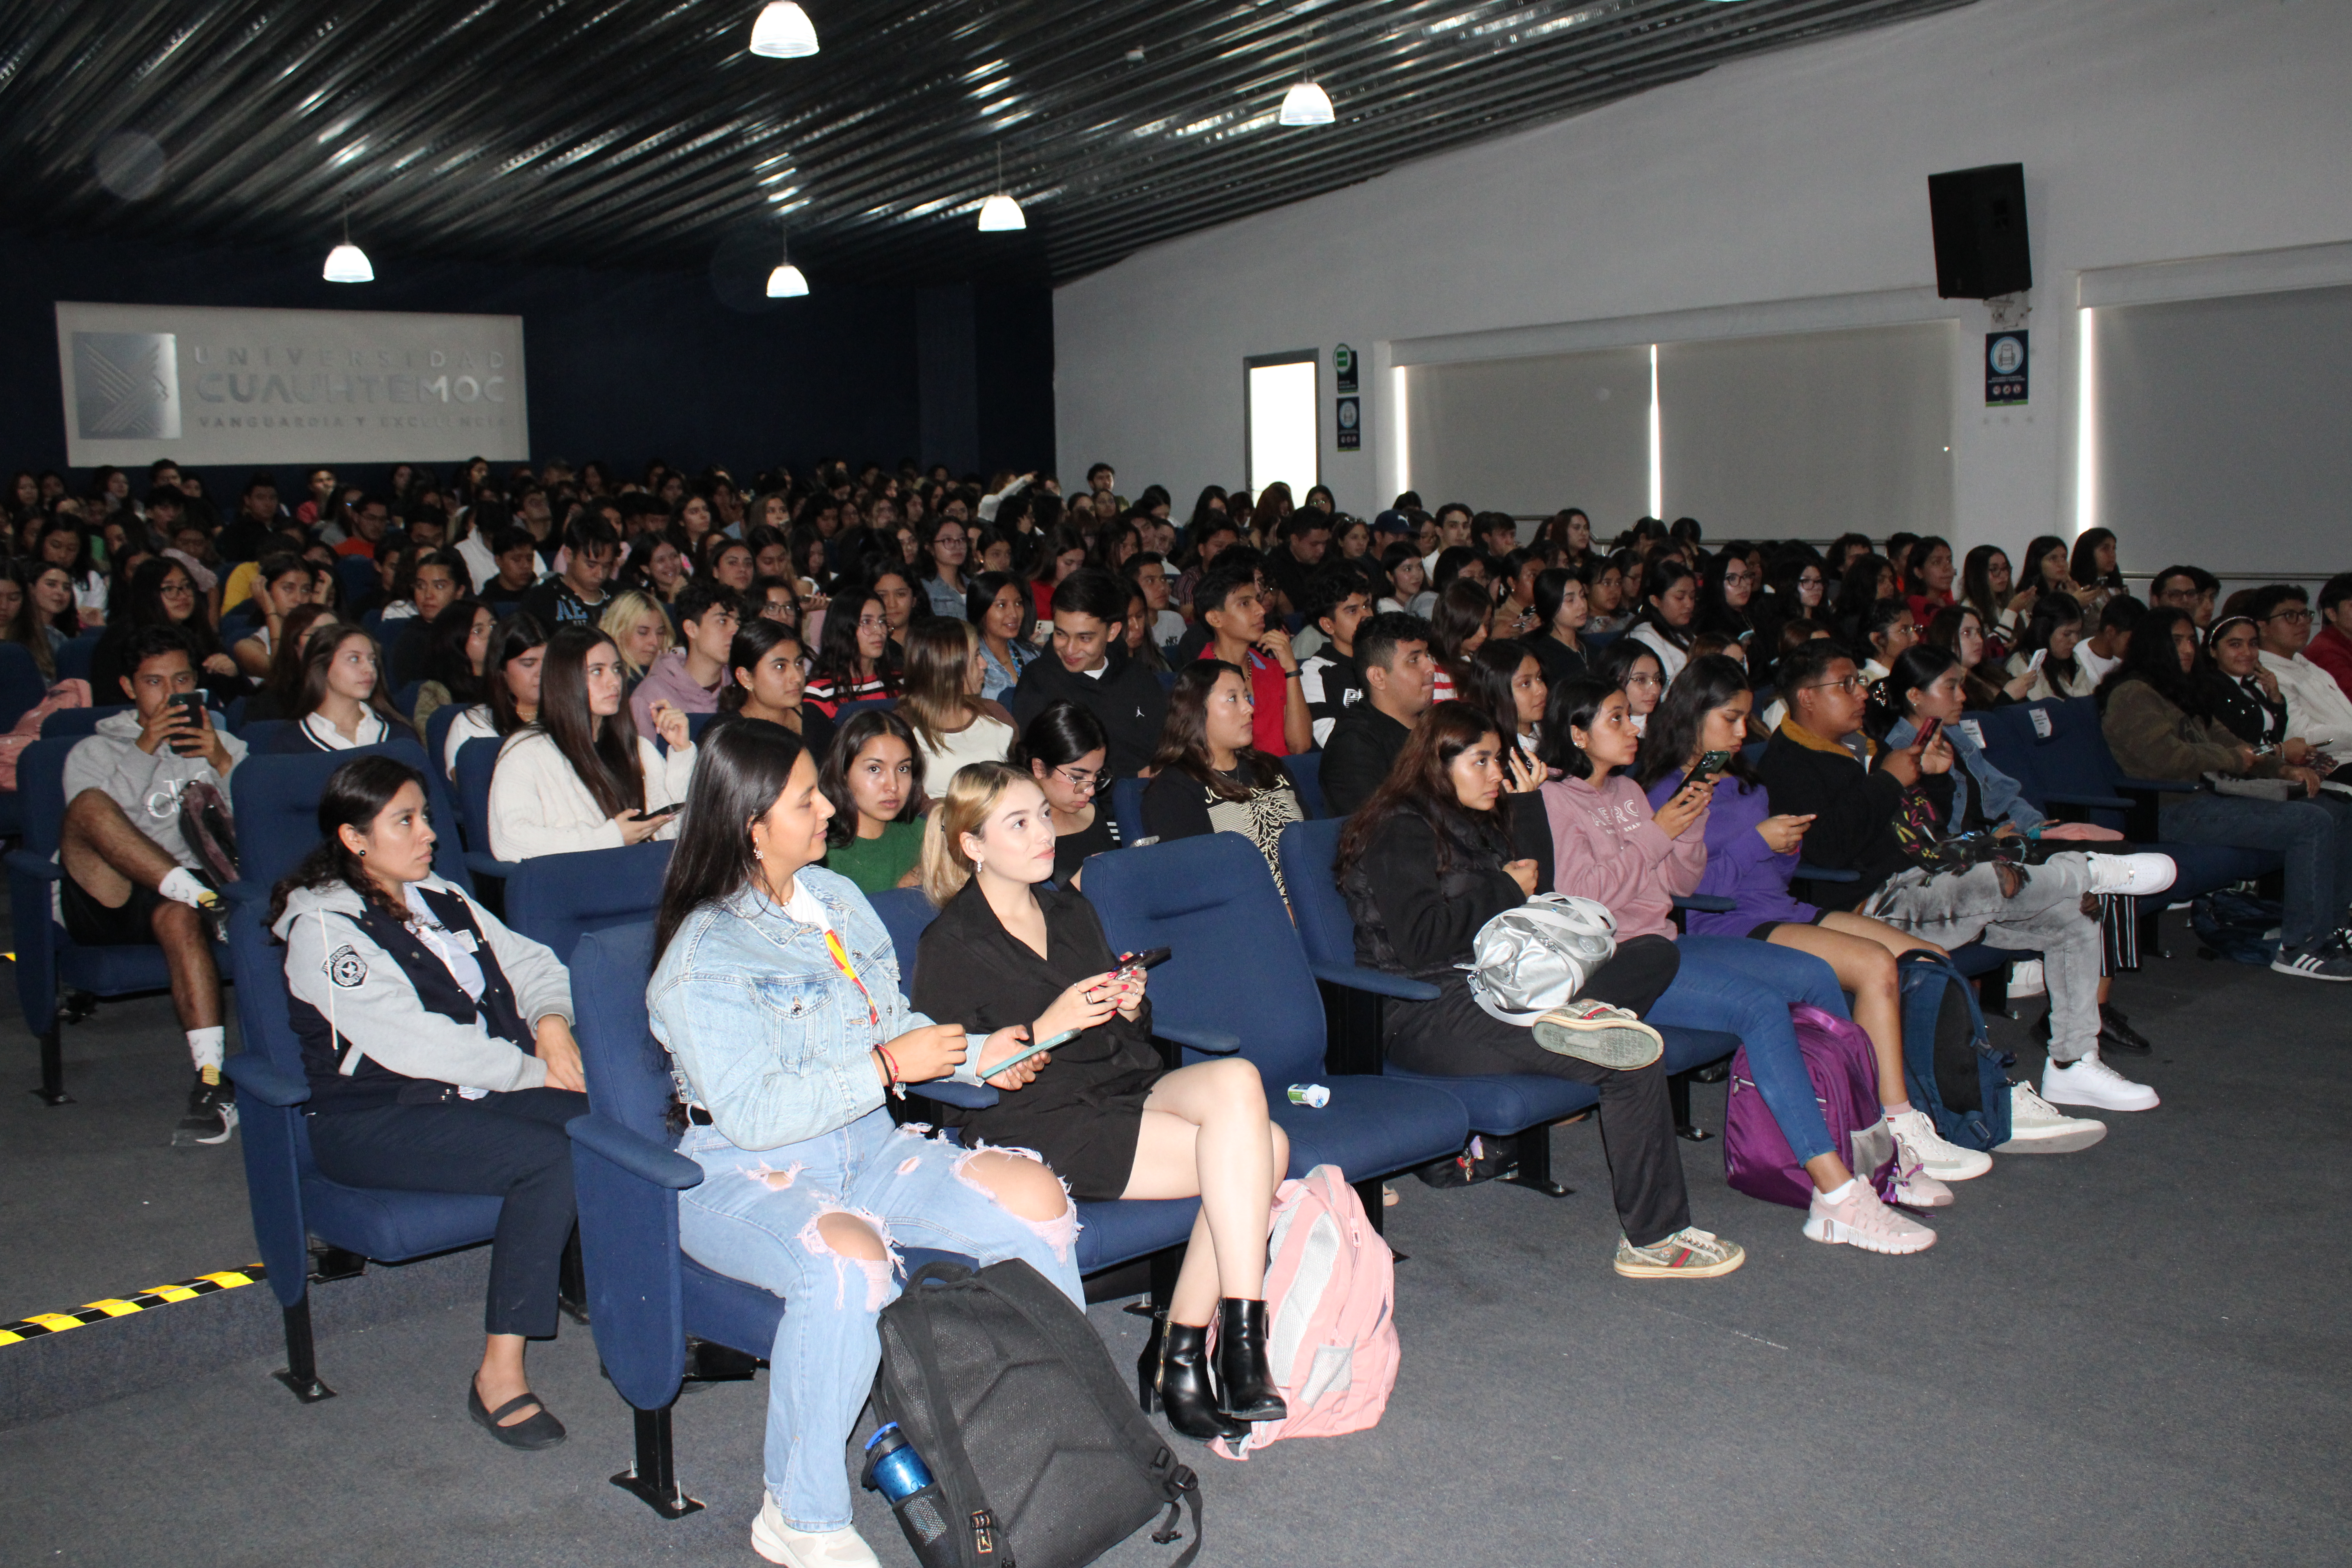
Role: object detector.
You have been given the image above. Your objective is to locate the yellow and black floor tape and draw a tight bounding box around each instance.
[0,1265,267,1347]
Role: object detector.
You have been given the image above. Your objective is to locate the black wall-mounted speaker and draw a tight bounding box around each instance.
[1927,163,2033,299]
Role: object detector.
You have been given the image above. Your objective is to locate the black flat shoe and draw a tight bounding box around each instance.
[2098,1004,2152,1056]
[1138,1311,1246,1442]
[1212,1298,1288,1424]
[468,1381,567,1449]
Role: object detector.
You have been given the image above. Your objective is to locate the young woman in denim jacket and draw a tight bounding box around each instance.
[647,719,1081,1568]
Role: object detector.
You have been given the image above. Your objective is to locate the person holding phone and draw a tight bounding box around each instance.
[58,626,249,1145]
[912,760,1293,1446]
[648,722,1075,1568]
[486,624,695,861]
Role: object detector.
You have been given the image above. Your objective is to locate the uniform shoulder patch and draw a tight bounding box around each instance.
[325,945,369,989]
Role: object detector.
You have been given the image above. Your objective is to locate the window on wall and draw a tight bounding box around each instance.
[1246,351,1318,501]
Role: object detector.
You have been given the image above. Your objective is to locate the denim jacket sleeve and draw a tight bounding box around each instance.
[647,871,936,1152]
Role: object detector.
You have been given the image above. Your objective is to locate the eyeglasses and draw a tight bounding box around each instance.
[1723,571,1759,587]
[1055,765,1103,793]
[1798,573,1823,587]
[855,615,888,630]
[1625,672,1663,689]
[1805,675,1869,695]
[2267,609,2313,624]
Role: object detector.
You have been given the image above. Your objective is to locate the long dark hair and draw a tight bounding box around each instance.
[1635,556,1697,649]
[1634,654,1760,792]
[2069,527,2122,592]
[119,557,223,655]
[1148,660,1277,802]
[1831,554,1894,641]
[424,598,490,704]
[297,626,416,739]
[1695,549,1755,639]
[1903,535,1953,600]
[719,615,803,714]
[1923,604,2006,709]
[1536,674,1620,780]
[2022,534,2072,598]
[652,719,809,962]
[1460,638,1541,743]
[1959,545,2010,625]
[1428,579,1491,679]
[1014,698,1108,775]
[2017,592,2083,681]
[486,612,548,735]
[811,583,900,693]
[2097,605,2201,713]
[1877,643,1961,728]
[1334,700,1513,882]
[268,755,429,927]
[819,708,923,847]
[536,624,644,817]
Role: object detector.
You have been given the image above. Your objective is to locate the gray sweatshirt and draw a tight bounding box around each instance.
[62,709,249,869]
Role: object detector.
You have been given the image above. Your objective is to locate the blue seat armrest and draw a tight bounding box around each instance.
[4,849,60,881]
[2117,777,2199,794]
[565,1113,704,1190]
[913,1080,1000,1110]
[1152,1019,1243,1056]
[1672,893,1737,913]
[1310,962,1443,1003]
[2040,792,2134,811]
[464,851,523,879]
[224,1053,312,1107]
[1792,863,1861,883]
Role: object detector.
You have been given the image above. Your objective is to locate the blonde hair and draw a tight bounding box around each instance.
[918,760,1031,907]
[899,618,985,748]
[599,589,673,677]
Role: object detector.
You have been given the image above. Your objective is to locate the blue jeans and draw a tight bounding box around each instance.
[1651,935,1849,1165]
[2161,790,2352,952]
[678,1107,1084,1532]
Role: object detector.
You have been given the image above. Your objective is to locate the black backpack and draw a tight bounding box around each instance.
[2192,889,2283,965]
[869,1259,1203,1568]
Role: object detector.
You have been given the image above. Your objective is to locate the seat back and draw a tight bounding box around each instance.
[868,887,941,1000]
[392,681,423,721]
[230,740,472,893]
[1976,697,2117,816]
[44,703,136,739]
[335,555,377,608]
[1110,776,1147,843]
[570,923,675,1143]
[1082,834,1326,1081]
[686,710,720,745]
[455,735,502,854]
[1277,817,1357,971]
[834,697,896,724]
[16,736,75,858]
[1284,749,1326,820]
[503,843,674,964]
[424,702,463,777]
[57,632,103,685]
[0,642,45,733]
[239,719,295,755]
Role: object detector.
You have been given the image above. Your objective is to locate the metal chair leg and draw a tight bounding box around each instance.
[612,1405,705,1519]
[1501,1123,1571,1197]
[271,1298,336,1403]
[1668,1071,1712,1142]
[30,1025,71,1106]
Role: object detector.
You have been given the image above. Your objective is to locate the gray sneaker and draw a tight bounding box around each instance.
[2272,944,2352,981]
[1614,1227,1746,1279]
[1531,1001,1663,1069]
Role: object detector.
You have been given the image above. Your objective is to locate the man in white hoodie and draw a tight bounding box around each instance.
[59,626,249,1145]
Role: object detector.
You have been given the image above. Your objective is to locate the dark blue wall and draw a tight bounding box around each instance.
[0,227,1055,495]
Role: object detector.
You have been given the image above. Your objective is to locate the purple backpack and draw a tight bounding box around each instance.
[1724,1004,1897,1210]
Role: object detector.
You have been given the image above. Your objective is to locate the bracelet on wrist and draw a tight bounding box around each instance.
[875,1044,905,1100]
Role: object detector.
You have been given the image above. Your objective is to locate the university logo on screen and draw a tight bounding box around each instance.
[72,331,183,442]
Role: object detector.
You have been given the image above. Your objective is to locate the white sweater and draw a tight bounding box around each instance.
[486,728,697,861]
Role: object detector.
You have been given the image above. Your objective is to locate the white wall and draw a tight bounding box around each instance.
[1055,0,2352,571]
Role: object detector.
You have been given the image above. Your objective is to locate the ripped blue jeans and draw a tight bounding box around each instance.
[678,1107,1084,1531]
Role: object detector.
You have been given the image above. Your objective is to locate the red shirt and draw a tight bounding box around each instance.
[1198,642,1293,757]
[2307,622,2352,702]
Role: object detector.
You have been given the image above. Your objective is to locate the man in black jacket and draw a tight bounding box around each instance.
[1319,612,1436,816]
[1008,568,1168,779]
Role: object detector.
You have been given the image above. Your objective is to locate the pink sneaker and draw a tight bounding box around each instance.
[1802,1180,1937,1254]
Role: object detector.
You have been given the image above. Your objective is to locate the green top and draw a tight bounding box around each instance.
[822,818,925,894]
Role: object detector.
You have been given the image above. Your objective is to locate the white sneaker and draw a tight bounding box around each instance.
[1996,1083,2108,1153]
[1889,1161,1953,1209]
[1803,1180,1937,1254]
[753,1495,880,1568]
[2007,958,2046,998]
[2082,852,2177,897]
[2042,1051,2159,1112]
[1885,1109,1993,1182]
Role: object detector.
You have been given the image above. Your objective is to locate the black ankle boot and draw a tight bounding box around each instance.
[1137,1311,1245,1441]
[1213,1298,1288,1423]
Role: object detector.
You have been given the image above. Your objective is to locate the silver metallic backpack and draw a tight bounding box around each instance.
[1461,894,1619,1026]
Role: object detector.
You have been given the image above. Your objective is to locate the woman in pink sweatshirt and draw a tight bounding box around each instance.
[1514,674,1939,1256]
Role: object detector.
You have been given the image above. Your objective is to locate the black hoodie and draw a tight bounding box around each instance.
[1007,640,1169,780]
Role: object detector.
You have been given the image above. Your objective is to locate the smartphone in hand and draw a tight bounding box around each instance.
[167,691,209,756]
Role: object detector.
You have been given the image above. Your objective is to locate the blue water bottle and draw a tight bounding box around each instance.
[862,1423,965,1566]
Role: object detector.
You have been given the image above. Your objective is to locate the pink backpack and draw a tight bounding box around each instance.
[1723,1003,1897,1210]
[0,679,91,791]
[1210,1164,1397,1460]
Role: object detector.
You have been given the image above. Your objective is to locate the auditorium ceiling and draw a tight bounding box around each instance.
[0,0,1976,286]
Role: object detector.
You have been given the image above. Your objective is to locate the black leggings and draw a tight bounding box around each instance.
[307,1087,588,1338]
[1380,936,1690,1247]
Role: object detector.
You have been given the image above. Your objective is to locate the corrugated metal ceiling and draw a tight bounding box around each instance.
[0,0,1976,285]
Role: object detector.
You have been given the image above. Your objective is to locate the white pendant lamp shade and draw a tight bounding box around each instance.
[322,240,374,283]
[765,262,809,298]
[976,192,1026,232]
[1278,79,1335,127]
[749,2,819,58]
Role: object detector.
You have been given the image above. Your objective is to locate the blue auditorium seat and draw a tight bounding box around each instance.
[453,735,519,880]
[1283,748,1325,819]
[502,842,673,964]
[1110,776,1147,843]
[230,740,473,897]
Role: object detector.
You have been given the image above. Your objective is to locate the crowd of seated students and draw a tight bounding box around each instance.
[25,450,2352,1564]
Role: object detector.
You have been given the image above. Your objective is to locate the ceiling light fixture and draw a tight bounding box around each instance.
[765,225,809,296]
[749,2,819,58]
[322,205,373,283]
[1279,22,1336,127]
[976,145,1025,231]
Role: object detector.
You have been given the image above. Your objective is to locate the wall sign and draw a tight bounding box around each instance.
[53,300,530,467]
[1334,343,1358,392]
[1985,330,2028,406]
[1335,396,1360,450]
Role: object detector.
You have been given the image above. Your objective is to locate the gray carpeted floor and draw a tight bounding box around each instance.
[4,913,2348,1566]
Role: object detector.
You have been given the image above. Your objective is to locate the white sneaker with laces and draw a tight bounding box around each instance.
[2082,852,2177,897]
[1996,1083,2107,1152]
[1803,1181,1937,1254]
[1889,1160,1953,1209]
[753,1495,881,1568]
[1885,1109,1993,1181]
[2042,1050,2159,1112]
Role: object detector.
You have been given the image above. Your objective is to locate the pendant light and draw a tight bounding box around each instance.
[322,205,373,283]
[1278,23,1335,127]
[765,226,809,297]
[749,1,819,57]
[976,145,1025,231]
